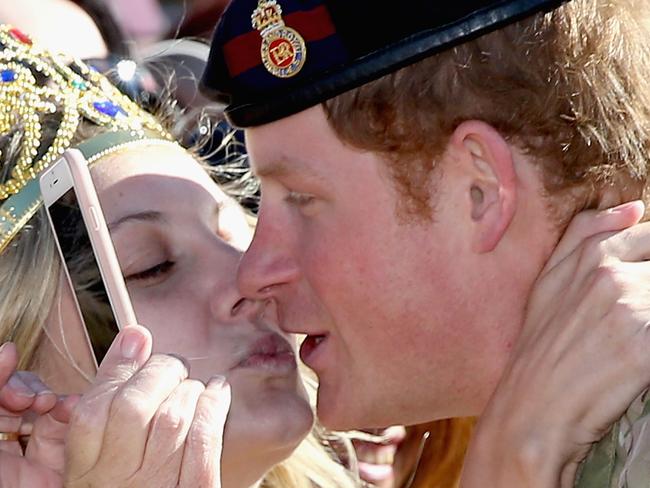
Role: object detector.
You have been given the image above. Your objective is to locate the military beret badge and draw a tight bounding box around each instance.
[251,0,306,78]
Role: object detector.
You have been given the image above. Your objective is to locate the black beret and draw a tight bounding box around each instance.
[202,0,570,127]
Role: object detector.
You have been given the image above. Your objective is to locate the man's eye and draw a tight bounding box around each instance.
[125,261,175,283]
[285,191,315,206]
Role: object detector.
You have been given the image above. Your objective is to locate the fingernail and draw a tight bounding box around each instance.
[167,353,191,372]
[120,329,145,360]
[608,200,643,213]
[0,343,16,358]
[208,375,227,388]
[8,376,34,398]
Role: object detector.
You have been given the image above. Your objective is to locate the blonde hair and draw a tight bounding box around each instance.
[0,207,59,369]
[325,0,650,222]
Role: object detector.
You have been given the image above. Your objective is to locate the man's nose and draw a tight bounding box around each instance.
[237,220,300,300]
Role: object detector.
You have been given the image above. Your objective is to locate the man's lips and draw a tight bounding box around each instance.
[234,333,297,374]
[299,334,328,367]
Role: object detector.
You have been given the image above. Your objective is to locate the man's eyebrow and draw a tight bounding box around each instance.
[108,211,165,232]
[254,160,291,179]
[254,159,325,183]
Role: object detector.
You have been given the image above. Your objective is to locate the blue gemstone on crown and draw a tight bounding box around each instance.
[1,69,16,82]
[72,79,87,90]
[93,100,127,118]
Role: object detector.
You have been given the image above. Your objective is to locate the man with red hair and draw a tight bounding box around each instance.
[202,0,650,485]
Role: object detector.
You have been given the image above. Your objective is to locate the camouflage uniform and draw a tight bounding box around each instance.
[576,392,650,487]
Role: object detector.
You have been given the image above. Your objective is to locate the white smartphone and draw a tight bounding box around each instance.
[40,149,137,366]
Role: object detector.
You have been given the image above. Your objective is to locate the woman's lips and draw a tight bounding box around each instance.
[234,333,297,374]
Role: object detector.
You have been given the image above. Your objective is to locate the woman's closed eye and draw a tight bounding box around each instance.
[125,260,175,284]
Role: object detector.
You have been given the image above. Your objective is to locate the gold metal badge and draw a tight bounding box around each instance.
[252,0,306,78]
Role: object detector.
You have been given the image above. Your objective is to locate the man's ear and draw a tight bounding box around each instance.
[450,120,517,253]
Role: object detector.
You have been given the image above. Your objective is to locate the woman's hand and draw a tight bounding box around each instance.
[64,325,231,488]
[462,201,650,488]
[0,342,76,488]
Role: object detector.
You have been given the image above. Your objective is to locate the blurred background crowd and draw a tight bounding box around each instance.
[0,0,229,56]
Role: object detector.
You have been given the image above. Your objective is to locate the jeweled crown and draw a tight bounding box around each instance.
[0,24,173,252]
[0,25,170,201]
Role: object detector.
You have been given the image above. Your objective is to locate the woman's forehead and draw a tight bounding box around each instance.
[91,143,208,186]
[91,143,227,219]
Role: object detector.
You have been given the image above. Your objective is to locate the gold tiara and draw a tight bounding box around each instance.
[0,25,175,253]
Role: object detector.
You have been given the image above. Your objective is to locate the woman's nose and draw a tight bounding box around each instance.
[205,238,264,324]
[211,289,262,324]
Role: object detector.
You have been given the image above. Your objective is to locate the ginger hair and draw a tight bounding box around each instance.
[324,0,650,222]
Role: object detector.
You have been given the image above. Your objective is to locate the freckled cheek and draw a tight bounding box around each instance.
[303,229,360,287]
[304,234,385,329]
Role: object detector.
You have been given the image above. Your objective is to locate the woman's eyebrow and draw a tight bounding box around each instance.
[108,210,165,232]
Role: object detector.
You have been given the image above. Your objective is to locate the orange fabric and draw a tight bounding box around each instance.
[401,418,475,488]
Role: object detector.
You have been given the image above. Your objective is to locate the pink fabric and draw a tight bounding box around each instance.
[108,0,168,41]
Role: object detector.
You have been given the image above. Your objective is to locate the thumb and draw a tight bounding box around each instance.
[94,325,153,384]
[65,326,151,482]
[544,200,644,272]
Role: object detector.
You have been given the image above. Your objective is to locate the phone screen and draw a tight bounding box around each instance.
[47,186,119,364]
